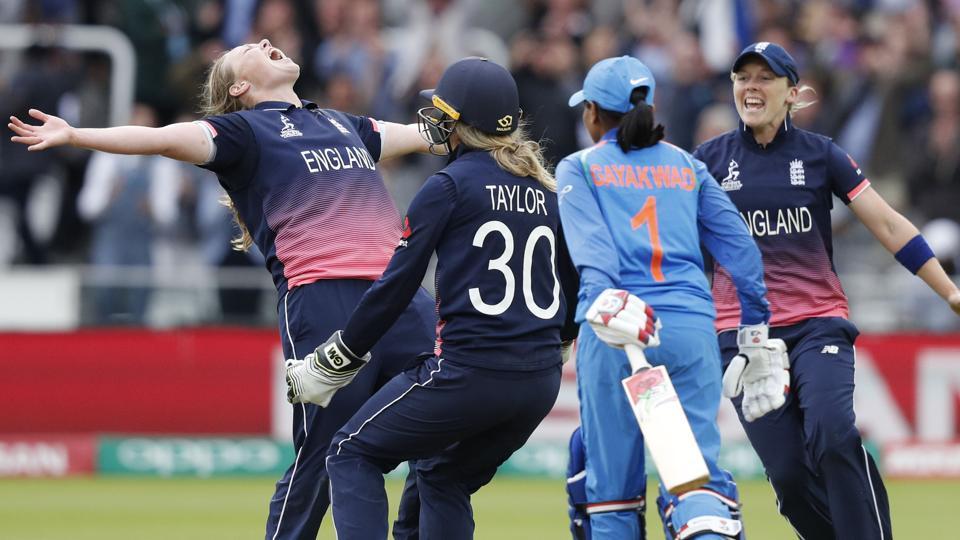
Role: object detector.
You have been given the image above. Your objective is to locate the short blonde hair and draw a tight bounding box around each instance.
[454,123,556,192]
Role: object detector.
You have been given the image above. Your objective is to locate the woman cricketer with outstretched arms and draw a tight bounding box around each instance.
[9,38,435,540]
[693,42,960,539]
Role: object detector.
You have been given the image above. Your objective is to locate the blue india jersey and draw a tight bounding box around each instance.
[556,129,769,325]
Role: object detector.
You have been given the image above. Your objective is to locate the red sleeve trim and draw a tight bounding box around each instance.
[200,120,218,138]
[847,178,871,202]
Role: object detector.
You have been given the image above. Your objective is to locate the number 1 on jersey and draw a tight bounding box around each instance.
[631,195,665,282]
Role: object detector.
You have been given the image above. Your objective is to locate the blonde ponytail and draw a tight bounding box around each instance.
[789,84,817,115]
[200,52,253,251]
[220,195,254,252]
[454,123,556,192]
[200,53,244,117]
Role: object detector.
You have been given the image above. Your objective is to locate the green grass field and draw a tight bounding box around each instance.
[0,476,956,539]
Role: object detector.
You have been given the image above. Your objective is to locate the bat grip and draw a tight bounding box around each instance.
[624,344,652,373]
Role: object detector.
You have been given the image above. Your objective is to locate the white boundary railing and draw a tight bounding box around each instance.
[0,23,135,125]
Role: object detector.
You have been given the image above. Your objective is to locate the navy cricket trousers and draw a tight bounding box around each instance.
[265,279,436,540]
[719,317,891,540]
[327,356,562,540]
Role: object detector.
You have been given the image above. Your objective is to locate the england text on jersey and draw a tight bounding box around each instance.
[589,163,697,192]
[300,146,376,173]
[740,206,812,237]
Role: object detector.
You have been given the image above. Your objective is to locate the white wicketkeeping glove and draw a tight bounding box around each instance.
[285,330,371,406]
[722,324,790,422]
[561,340,575,364]
[585,289,661,350]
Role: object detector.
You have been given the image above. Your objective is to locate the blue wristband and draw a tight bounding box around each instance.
[894,235,935,274]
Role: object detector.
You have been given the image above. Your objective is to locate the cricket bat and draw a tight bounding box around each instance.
[622,344,710,495]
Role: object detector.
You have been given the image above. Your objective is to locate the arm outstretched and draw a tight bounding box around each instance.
[9,108,212,165]
[850,187,960,315]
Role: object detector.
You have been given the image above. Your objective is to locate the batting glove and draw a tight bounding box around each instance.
[285,330,371,406]
[585,289,661,350]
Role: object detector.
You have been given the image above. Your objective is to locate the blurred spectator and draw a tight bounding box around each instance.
[0,45,74,265]
[659,31,714,151]
[22,0,80,23]
[46,53,114,259]
[249,0,304,65]
[383,0,510,114]
[189,0,224,44]
[104,0,183,118]
[169,38,227,110]
[832,11,930,185]
[690,0,756,73]
[192,175,265,324]
[168,138,266,324]
[77,104,180,325]
[222,0,258,48]
[0,0,957,331]
[581,24,622,68]
[625,0,677,86]
[313,0,396,117]
[907,68,960,224]
[513,32,581,166]
[693,103,738,148]
[0,1,26,23]
[532,0,593,41]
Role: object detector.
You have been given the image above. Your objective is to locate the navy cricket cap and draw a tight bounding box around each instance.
[568,56,655,114]
[732,42,799,85]
[419,57,521,135]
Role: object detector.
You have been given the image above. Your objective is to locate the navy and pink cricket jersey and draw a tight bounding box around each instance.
[198,101,400,295]
[694,115,871,331]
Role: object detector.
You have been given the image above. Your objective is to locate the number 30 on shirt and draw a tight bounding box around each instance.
[469,220,560,319]
[631,195,665,282]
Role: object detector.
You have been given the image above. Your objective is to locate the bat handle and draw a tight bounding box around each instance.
[624,344,652,373]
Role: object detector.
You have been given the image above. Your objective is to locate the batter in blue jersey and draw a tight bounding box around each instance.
[557,56,773,540]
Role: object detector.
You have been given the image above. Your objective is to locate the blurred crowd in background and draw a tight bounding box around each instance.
[0,0,958,329]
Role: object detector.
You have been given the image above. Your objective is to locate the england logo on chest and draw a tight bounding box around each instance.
[789,158,805,186]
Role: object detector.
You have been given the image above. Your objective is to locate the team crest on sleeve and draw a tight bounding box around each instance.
[279,115,303,138]
[789,159,805,186]
[720,159,742,191]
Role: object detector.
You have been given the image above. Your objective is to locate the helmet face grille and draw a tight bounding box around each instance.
[417,106,457,155]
